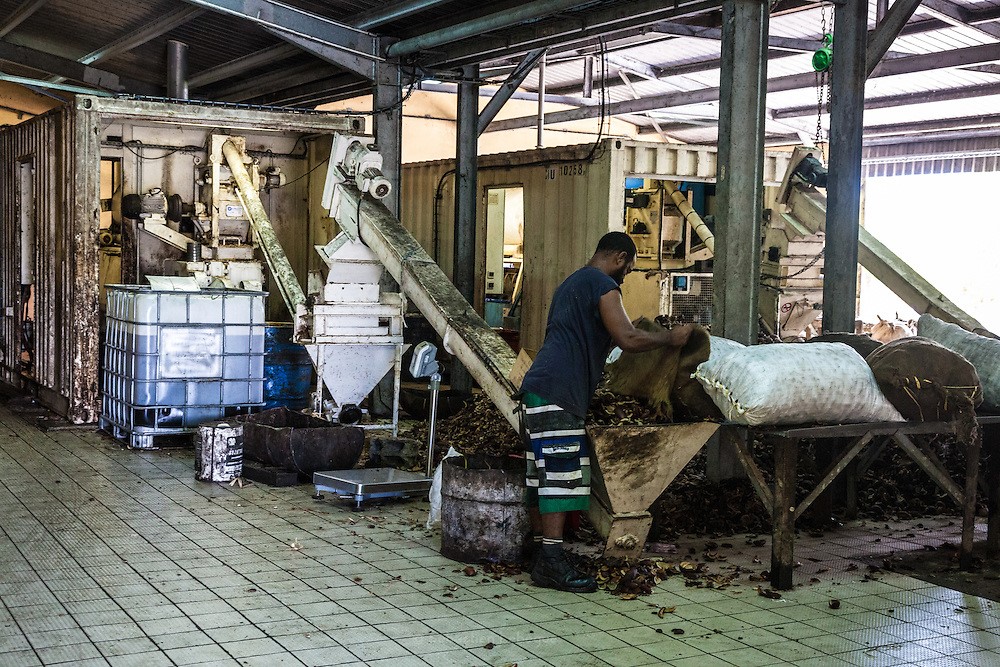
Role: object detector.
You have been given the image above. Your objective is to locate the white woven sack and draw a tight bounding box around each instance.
[918,314,1000,410]
[709,336,745,361]
[693,342,904,426]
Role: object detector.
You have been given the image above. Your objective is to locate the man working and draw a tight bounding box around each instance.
[519,231,693,593]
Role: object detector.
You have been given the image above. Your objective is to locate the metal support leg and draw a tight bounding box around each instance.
[822,0,868,333]
[771,437,797,590]
[986,423,1000,556]
[961,428,983,570]
[713,0,768,345]
[706,425,744,482]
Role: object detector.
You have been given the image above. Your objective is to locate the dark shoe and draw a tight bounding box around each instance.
[531,550,598,593]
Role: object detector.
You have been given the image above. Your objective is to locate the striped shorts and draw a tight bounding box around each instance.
[521,392,591,514]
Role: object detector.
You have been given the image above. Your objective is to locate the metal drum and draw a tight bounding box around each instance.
[263,323,313,411]
[440,456,528,563]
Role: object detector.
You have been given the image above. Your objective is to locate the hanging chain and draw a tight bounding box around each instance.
[814,3,833,155]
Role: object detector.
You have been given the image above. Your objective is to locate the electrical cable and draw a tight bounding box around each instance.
[280,157,330,188]
[122,141,200,161]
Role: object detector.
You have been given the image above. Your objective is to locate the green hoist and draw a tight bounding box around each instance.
[812,33,833,72]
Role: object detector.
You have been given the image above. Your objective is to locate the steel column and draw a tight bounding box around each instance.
[166,40,189,100]
[713,0,768,345]
[823,0,868,333]
[373,61,403,216]
[536,53,546,148]
[371,59,405,416]
[452,64,479,393]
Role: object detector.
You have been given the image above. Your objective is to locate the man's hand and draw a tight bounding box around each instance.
[663,323,695,347]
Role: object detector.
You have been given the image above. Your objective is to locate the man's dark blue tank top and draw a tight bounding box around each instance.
[520,266,620,417]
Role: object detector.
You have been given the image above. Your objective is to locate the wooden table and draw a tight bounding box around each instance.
[726,417,998,590]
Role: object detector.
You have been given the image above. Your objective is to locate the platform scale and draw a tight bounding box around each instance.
[314,342,441,508]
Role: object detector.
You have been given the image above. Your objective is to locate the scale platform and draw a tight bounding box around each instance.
[314,467,432,508]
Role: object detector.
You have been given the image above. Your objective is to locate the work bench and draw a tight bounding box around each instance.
[723,415,1000,590]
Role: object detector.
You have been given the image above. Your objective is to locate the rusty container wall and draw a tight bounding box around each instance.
[402,143,615,354]
[2,96,363,423]
[0,106,80,417]
[440,456,528,563]
[401,140,793,353]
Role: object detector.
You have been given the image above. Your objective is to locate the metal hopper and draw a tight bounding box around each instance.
[588,422,720,558]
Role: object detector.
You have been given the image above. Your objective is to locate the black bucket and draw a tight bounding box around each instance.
[441,456,528,563]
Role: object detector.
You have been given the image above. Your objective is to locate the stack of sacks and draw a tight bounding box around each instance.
[693,342,904,426]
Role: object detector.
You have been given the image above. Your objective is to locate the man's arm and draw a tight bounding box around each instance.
[599,290,693,353]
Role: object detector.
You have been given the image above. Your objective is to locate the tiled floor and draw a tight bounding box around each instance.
[2,404,1000,667]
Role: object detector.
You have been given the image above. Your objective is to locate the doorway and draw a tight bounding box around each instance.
[483,186,524,331]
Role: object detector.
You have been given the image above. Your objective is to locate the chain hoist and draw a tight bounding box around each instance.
[813,3,834,153]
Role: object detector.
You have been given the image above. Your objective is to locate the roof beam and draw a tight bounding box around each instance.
[918,0,1000,40]
[867,0,922,76]
[352,0,453,30]
[188,43,299,89]
[545,49,798,96]
[182,0,378,78]
[0,0,48,39]
[606,53,661,80]
[0,39,158,94]
[253,75,371,106]
[212,62,339,101]
[864,112,1000,137]
[424,0,723,67]
[78,6,204,65]
[650,21,817,52]
[485,41,1000,132]
[544,8,911,99]
[477,48,546,135]
[772,81,1000,118]
[386,0,596,58]
[864,126,1000,146]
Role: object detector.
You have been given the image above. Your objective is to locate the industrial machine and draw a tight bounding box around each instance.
[121,135,278,289]
[767,146,985,337]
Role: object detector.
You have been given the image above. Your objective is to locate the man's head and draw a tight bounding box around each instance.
[592,232,637,285]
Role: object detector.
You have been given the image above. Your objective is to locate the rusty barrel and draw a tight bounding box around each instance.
[441,456,528,563]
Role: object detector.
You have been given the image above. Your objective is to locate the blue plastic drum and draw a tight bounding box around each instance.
[263,323,313,411]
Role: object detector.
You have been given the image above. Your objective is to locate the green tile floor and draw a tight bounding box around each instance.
[1,404,999,666]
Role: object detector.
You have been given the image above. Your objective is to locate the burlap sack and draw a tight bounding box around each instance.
[865,337,982,436]
[604,318,714,420]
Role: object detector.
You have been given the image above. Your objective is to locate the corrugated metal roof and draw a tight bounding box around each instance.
[0,0,998,156]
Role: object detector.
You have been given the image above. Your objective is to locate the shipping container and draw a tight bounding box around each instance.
[0,96,361,423]
[401,139,791,352]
